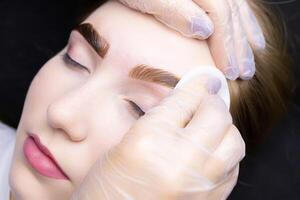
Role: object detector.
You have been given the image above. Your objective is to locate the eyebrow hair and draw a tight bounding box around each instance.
[129,64,180,88]
[74,23,109,58]
[74,23,180,89]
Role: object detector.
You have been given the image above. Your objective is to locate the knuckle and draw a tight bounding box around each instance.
[207,158,241,185]
[203,157,227,184]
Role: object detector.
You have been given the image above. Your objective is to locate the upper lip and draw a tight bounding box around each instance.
[28,133,69,179]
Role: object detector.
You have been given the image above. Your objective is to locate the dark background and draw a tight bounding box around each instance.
[0,0,299,199]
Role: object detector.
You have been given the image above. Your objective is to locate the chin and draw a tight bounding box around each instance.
[9,153,73,200]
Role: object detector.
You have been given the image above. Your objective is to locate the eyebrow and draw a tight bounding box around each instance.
[74,23,180,89]
[74,23,109,58]
[129,64,180,89]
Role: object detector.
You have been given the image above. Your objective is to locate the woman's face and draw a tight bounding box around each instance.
[9,1,214,199]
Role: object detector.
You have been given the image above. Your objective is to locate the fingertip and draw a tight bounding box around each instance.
[239,61,256,80]
[191,16,214,39]
[223,67,239,80]
[239,44,256,80]
[205,77,222,95]
[240,71,255,80]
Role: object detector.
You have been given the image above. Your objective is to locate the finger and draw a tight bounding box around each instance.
[197,125,244,184]
[193,0,239,80]
[237,0,266,49]
[229,0,256,80]
[119,0,214,39]
[141,74,222,128]
[211,125,245,179]
[182,165,239,199]
[214,165,240,199]
[184,95,232,151]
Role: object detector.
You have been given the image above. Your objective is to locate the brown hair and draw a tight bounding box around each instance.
[228,0,294,149]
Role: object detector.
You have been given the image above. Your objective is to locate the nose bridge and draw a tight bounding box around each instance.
[47,81,103,142]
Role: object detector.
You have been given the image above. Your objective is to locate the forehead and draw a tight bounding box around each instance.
[83,1,214,77]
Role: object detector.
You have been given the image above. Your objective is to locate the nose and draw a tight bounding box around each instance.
[47,87,90,142]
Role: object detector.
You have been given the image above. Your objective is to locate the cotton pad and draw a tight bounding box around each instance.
[174,66,230,109]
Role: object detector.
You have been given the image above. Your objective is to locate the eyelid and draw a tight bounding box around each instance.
[62,52,90,73]
[67,32,99,73]
[127,100,145,117]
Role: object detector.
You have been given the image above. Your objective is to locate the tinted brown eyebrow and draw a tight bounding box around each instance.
[129,64,180,88]
[74,23,109,58]
[74,24,179,88]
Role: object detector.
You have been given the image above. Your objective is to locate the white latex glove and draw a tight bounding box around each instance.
[117,0,266,80]
[72,69,245,200]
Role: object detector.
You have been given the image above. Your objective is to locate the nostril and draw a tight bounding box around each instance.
[47,103,68,130]
[47,102,87,142]
[69,133,86,142]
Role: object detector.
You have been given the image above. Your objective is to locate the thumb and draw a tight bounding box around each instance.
[140,69,222,128]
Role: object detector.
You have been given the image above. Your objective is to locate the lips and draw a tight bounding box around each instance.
[23,133,69,180]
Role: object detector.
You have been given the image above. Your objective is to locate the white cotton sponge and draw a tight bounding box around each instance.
[174,66,230,109]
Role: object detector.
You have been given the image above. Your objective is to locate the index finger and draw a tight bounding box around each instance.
[184,94,232,152]
[193,0,240,80]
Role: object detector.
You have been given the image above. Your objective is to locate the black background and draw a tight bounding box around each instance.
[0,0,299,199]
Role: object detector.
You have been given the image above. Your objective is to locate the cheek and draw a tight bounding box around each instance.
[88,97,138,151]
[69,97,137,183]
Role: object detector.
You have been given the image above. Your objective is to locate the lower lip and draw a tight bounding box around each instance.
[23,136,68,180]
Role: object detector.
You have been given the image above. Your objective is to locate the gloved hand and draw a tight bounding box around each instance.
[118,0,266,80]
[72,72,245,200]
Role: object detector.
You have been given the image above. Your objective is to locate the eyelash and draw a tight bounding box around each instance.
[62,53,90,73]
[128,100,145,117]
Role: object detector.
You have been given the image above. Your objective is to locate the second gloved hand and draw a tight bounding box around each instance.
[118,0,266,80]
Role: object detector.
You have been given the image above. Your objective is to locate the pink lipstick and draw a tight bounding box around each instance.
[23,133,69,180]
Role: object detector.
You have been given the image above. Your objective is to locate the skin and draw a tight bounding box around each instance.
[9,0,215,199]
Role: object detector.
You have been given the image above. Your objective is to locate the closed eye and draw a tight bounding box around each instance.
[62,53,90,73]
[127,100,145,117]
